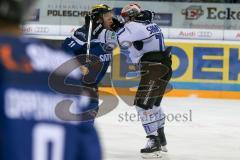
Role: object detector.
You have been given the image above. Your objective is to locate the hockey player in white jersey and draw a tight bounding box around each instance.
[111,3,172,158]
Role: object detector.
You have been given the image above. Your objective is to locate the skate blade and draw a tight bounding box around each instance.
[161,146,168,153]
[141,151,161,159]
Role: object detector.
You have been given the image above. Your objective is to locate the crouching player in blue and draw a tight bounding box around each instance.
[62,4,116,123]
[0,0,101,160]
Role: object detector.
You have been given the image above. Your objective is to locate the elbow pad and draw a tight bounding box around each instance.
[133,40,143,51]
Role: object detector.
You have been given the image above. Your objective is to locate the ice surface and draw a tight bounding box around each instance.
[96,96,240,160]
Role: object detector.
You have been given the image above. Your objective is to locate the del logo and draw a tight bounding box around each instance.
[182,6,204,20]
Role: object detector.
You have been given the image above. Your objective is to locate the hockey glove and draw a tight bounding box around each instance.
[135,10,155,23]
[85,14,104,37]
[111,17,124,32]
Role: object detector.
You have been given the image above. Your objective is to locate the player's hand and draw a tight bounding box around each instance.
[129,65,136,71]
[85,14,91,26]
[80,65,89,75]
[111,17,124,32]
[85,14,101,26]
[85,14,104,37]
[135,10,155,23]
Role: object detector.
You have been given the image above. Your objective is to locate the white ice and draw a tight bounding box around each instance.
[96,96,240,160]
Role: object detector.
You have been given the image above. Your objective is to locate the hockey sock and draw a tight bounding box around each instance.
[136,106,165,136]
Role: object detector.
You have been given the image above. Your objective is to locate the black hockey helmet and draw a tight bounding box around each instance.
[0,0,37,24]
[91,4,112,21]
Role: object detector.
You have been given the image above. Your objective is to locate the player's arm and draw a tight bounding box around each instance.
[111,9,154,42]
[62,30,90,75]
[116,22,150,51]
[62,26,88,53]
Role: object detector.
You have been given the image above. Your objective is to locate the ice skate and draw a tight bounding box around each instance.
[161,145,168,152]
[140,135,161,159]
[158,127,168,152]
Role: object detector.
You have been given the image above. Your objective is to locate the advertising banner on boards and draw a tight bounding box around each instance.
[28,0,240,30]
[112,41,240,92]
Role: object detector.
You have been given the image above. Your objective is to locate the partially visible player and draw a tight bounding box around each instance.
[111,3,172,158]
[62,4,116,121]
[0,0,101,160]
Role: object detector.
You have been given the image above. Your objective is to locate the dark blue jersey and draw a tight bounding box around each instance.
[0,35,101,160]
[62,26,114,85]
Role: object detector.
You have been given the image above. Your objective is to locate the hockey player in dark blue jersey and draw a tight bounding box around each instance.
[62,4,116,122]
[0,0,101,160]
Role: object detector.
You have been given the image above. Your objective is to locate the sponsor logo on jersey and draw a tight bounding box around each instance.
[146,24,161,34]
[111,32,117,40]
[99,53,112,62]
[4,88,80,124]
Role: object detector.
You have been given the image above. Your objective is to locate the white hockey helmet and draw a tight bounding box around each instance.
[121,3,142,22]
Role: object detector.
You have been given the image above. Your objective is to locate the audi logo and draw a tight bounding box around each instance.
[197,31,213,38]
[33,27,49,33]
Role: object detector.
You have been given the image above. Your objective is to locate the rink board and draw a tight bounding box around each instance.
[99,87,240,100]
[111,40,240,98]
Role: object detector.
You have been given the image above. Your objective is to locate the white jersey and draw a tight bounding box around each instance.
[117,21,165,63]
[98,29,117,45]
